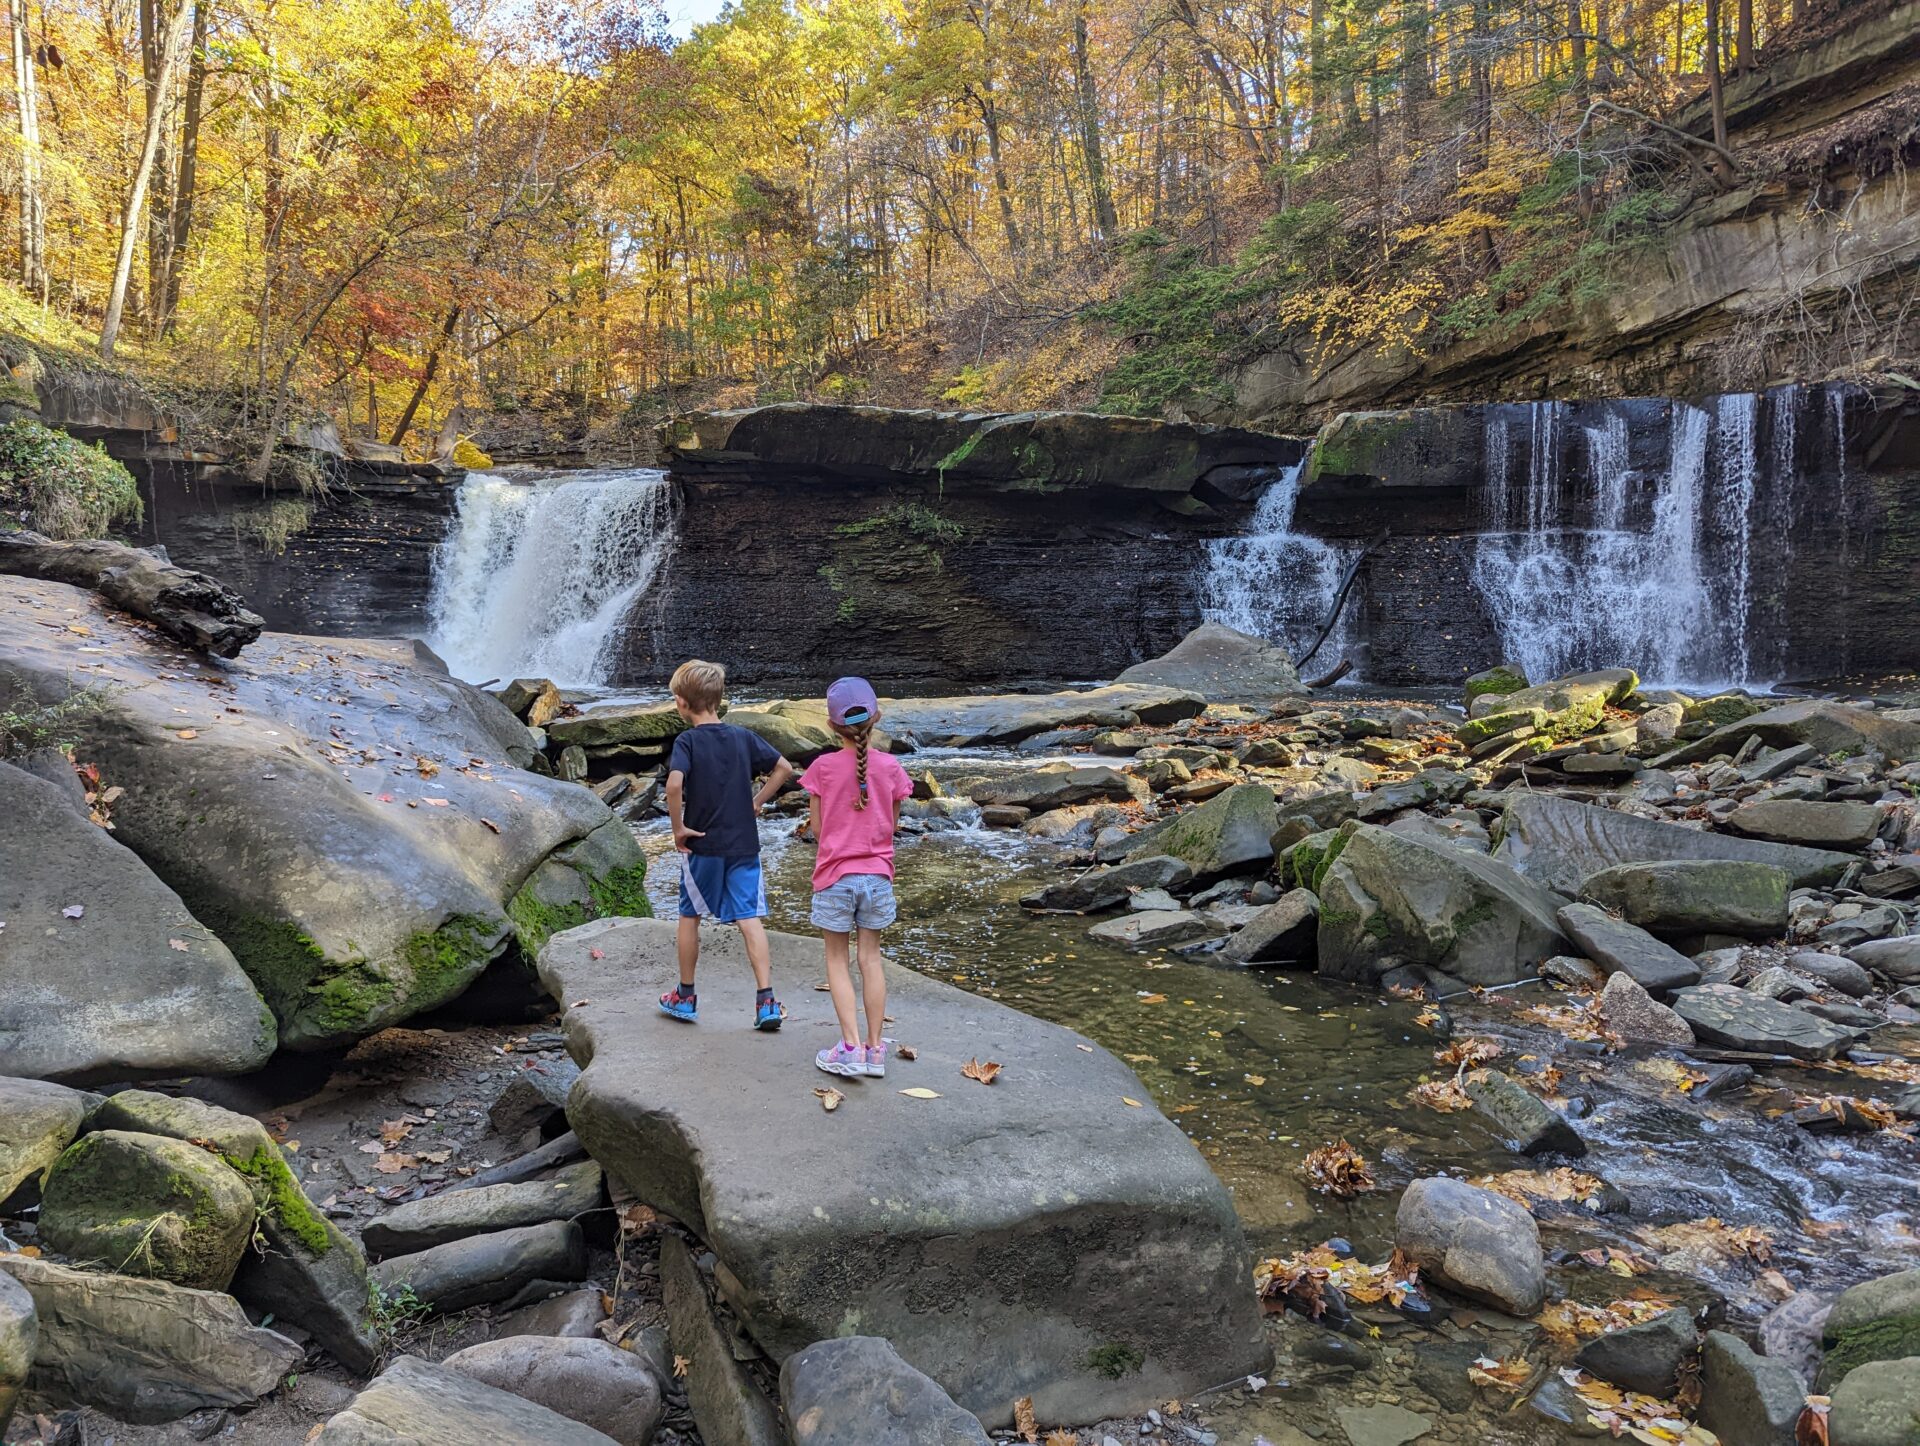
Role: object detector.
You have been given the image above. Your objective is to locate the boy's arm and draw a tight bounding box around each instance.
[665,769,702,852]
[752,756,795,812]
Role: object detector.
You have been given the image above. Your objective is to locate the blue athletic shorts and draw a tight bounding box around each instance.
[678,855,766,922]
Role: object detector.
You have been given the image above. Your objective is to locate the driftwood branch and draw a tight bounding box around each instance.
[0,531,264,657]
[1296,529,1387,676]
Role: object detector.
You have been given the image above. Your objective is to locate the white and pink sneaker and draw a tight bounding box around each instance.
[815,1041,868,1078]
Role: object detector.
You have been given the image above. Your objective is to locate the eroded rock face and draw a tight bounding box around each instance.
[0,576,648,1050]
[538,918,1269,1429]
[0,760,274,1082]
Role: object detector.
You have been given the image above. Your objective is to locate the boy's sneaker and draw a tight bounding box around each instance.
[816,1041,867,1077]
[657,988,697,1023]
[864,1042,888,1078]
[754,996,785,1032]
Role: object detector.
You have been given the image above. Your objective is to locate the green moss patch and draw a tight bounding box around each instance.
[0,415,142,538]
[227,1141,333,1256]
[1821,1314,1920,1390]
[1085,1342,1145,1379]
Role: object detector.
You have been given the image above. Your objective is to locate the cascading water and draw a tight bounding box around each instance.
[427,468,678,687]
[1200,462,1354,664]
[1468,396,1791,690]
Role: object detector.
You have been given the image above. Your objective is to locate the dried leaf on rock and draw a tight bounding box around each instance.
[961,1058,1002,1085]
[1414,1004,1444,1031]
[1409,1076,1474,1112]
[1014,1395,1039,1443]
[895,1044,919,1061]
[619,1203,659,1236]
[374,1153,414,1173]
[814,1087,845,1112]
[1559,1368,1719,1446]
[1473,1167,1614,1214]
[1121,1096,1143,1107]
[1468,1356,1534,1393]
[1637,1217,1773,1265]
[672,1354,690,1378]
[1044,1433,1079,1446]
[1639,1058,1714,1094]
[1796,1398,1831,1446]
[1513,1001,1623,1049]
[1577,1246,1656,1276]
[1303,1139,1376,1198]
[1436,1037,1504,1069]
[1536,1298,1680,1344]
[378,1120,413,1144]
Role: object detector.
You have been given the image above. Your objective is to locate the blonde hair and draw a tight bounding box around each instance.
[834,717,876,809]
[670,659,725,714]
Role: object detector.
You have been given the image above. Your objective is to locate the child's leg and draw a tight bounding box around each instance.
[855,928,887,1047]
[821,930,861,1045]
[675,916,700,990]
[734,917,775,991]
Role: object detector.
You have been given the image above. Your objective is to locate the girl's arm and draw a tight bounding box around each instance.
[804,791,823,843]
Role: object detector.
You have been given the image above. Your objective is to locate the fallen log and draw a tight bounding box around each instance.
[0,530,263,657]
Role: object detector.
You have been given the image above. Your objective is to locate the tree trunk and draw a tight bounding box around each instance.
[1171,0,1275,171]
[1705,0,1732,162]
[978,85,1022,257]
[1070,0,1117,240]
[101,0,191,360]
[1569,0,1589,111]
[157,0,205,335]
[1736,0,1755,72]
[1307,0,1327,144]
[9,0,46,300]
[139,0,176,331]
[1401,0,1431,133]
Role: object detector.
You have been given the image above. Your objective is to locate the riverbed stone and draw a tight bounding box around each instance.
[1696,1330,1805,1446]
[1496,793,1853,893]
[493,1287,607,1340]
[1847,937,1920,983]
[1086,909,1223,950]
[1670,984,1857,1059]
[1572,1307,1697,1396]
[970,764,1139,811]
[1656,700,1920,769]
[1220,888,1320,965]
[1463,1070,1585,1156]
[539,917,1269,1429]
[1394,1177,1546,1316]
[1818,1266,1920,1390]
[0,759,275,1082]
[0,1271,33,1435]
[1020,856,1193,912]
[89,1087,379,1372]
[661,1233,785,1446]
[362,1161,602,1258]
[881,685,1204,748]
[0,576,651,1052]
[782,1335,991,1446]
[0,1253,301,1424]
[372,1220,587,1315]
[1115,621,1303,704]
[39,1130,256,1290]
[1597,972,1695,1044]
[1122,782,1278,881]
[544,702,686,750]
[1728,799,1883,851]
[1577,860,1790,937]
[1335,1403,1433,1446]
[1316,823,1568,989]
[318,1354,619,1445]
[441,1335,664,1445]
[1827,1357,1920,1446]
[0,1077,88,1204]
[1556,904,1702,995]
[1781,951,1874,997]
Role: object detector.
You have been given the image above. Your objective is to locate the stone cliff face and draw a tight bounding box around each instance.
[630,406,1308,689]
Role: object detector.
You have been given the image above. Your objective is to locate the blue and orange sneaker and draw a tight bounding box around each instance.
[816,1041,866,1077]
[754,995,785,1032]
[657,987,698,1022]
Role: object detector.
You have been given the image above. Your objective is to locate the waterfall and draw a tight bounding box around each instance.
[427,468,678,687]
[1200,461,1353,663]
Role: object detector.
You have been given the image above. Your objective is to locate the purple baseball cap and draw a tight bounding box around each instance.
[826,676,879,727]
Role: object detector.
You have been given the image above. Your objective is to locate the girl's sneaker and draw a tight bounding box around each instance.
[754,997,785,1032]
[657,988,697,1022]
[864,1042,888,1078]
[816,1041,868,1077]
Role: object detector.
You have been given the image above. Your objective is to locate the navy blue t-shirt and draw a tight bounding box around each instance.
[668,723,783,857]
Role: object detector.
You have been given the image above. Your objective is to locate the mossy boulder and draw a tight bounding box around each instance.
[1577,860,1790,938]
[0,1076,89,1205]
[1686,693,1765,727]
[1818,1266,1920,1391]
[1827,1357,1920,1446]
[39,1130,256,1291]
[509,819,652,957]
[1316,822,1568,989]
[1457,707,1550,749]
[89,1090,378,1373]
[544,702,690,750]
[1464,664,1528,706]
[1123,783,1278,882]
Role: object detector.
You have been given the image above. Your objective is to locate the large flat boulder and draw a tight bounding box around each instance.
[318,1354,619,1445]
[0,576,650,1050]
[1671,985,1858,1060]
[1577,859,1790,938]
[1316,823,1568,989]
[0,760,274,1082]
[970,764,1139,811]
[1115,622,1303,703]
[1556,904,1702,995]
[0,1254,301,1424]
[538,918,1269,1429]
[439,1336,664,1445]
[1727,799,1883,851]
[1496,793,1852,894]
[1654,700,1920,768]
[881,685,1204,748]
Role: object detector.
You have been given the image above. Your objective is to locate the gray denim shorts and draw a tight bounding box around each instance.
[810,873,898,932]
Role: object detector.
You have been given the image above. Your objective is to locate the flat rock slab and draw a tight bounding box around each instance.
[1122,781,1279,881]
[882,685,1203,747]
[0,576,645,1051]
[1557,904,1701,995]
[540,917,1268,1428]
[1727,800,1883,850]
[1654,700,1920,769]
[1086,909,1223,950]
[1115,621,1303,704]
[1671,985,1858,1060]
[1337,1402,1434,1446]
[661,1233,786,1446]
[318,1354,618,1445]
[1497,794,1853,894]
[362,1161,602,1259]
[1577,859,1789,937]
[0,760,273,1081]
[0,1077,89,1203]
[1020,855,1191,914]
[0,1254,300,1424]
[371,1220,587,1314]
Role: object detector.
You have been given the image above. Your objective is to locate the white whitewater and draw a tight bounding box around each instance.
[1200,462,1352,664]
[427,468,678,687]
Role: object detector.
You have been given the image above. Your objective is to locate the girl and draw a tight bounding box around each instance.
[801,676,913,1079]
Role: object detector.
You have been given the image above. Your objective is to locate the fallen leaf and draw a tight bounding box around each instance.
[60,904,83,920]
[480,817,501,834]
[1468,1356,1533,1393]
[168,938,189,951]
[1436,1036,1504,1069]
[373,1153,414,1173]
[1076,1044,1094,1052]
[1138,993,1167,1005]
[815,1087,845,1112]
[899,1087,941,1100]
[961,1058,1002,1085]
[1408,1075,1474,1112]
[1043,1432,1079,1446]
[1476,1167,1617,1215]
[620,1203,659,1235]
[895,1044,919,1061]
[174,729,197,739]
[1302,1140,1377,1199]
[416,757,440,778]
[422,797,450,807]
[1244,1073,1267,1086]
[1121,1097,1143,1108]
[1014,1396,1039,1443]
[672,1354,691,1379]
[378,1120,413,1145]
[1797,1397,1831,1446]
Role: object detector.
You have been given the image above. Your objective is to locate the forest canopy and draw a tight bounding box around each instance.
[0,0,1850,451]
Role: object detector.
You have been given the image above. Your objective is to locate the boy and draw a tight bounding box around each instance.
[659,659,793,1029]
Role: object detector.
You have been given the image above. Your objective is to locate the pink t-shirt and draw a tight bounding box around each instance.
[800,747,913,890]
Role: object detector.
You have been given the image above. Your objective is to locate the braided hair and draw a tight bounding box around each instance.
[836,718,876,809]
